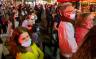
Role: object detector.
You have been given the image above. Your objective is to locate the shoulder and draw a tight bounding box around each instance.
[31,43,37,48]
[31,43,41,51]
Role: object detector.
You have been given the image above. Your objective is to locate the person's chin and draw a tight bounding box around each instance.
[27,27,32,30]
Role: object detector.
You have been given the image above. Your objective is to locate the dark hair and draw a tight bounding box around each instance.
[26,10,34,19]
[10,27,32,57]
[28,10,34,16]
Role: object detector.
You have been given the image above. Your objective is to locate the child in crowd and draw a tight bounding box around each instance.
[10,27,44,59]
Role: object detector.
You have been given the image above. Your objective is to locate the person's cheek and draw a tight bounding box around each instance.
[64,13,70,18]
[19,38,23,45]
[29,15,32,19]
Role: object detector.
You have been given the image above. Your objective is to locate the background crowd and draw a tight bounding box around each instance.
[0,1,96,59]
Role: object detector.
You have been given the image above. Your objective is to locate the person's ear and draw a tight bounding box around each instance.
[59,10,62,16]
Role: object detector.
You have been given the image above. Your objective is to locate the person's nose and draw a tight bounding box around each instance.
[25,37,29,41]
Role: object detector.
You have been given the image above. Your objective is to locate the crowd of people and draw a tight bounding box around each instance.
[0,2,96,59]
